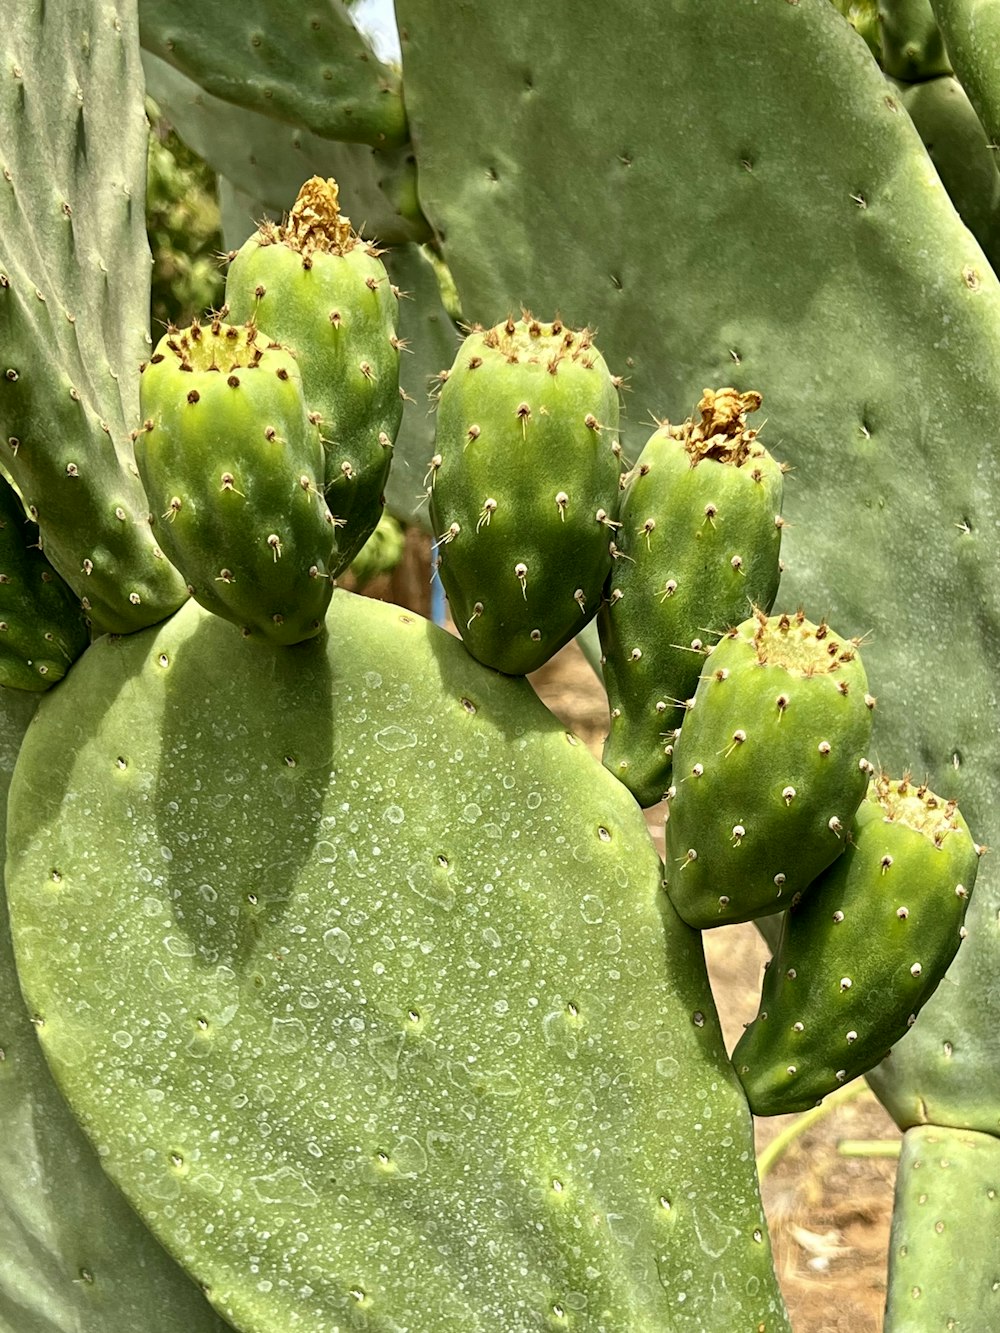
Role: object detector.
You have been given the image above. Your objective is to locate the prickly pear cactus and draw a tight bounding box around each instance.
[0,0,188,633]
[733,773,980,1115]
[0,474,88,690]
[429,316,623,675]
[883,1124,1000,1332]
[877,0,951,79]
[135,318,336,644]
[138,0,408,147]
[0,687,232,1333]
[225,177,403,573]
[928,0,1000,145]
[599,388,784,807]
[7,593,790,1333]
[663,610,875,929]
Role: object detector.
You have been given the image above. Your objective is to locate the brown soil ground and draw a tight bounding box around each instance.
[359,539,900,1333]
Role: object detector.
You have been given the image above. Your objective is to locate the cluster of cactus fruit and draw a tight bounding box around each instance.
[8,169,978,1102]
[5,0,1000,1323]
[132,177,402,643]
[0,161,984,1328]
[426,310,980,1121]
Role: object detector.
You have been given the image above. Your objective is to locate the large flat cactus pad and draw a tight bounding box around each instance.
[7,594,788,1332]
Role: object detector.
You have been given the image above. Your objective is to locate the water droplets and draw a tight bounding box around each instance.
[323,926,352,963]
[374,725,417,752]
[269,1017,307,1053]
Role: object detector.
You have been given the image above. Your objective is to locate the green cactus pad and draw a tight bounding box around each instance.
[600,388,784,808]
[883,1124,1000,1332]
[733,773,980,1116]
[0,0,188,633]
[899,72,1000,275]
[7,594,790,1333]
[430,316,623,675]
[664,610,875,929]
[225,177,402,574]
[928,0,1000,148]
[138,0,408,148]
[136,318,336,644]
[143,54,432,249]
[0,474,88,690]
[877,0,951,78]
[0,689,233,1333]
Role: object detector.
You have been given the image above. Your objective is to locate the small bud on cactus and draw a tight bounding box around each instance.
[225,177,402,575]
[663,609,874,927]
[135,318,336,643]
[599,388,784,806]
[429,314,622,674]
[733,773,981,1115]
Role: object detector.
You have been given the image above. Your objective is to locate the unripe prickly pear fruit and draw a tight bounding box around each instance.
[733,773,981,1115]
[0,473,88,689]
[135,318,336,644]
[599,388,784,807]
[225,177,402,575]
[663,609,874,928]
[429,314,622,674]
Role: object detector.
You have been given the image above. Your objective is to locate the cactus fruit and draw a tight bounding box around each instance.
[599,388,784,807]
[429,315,622,675]
[663,609,875,929]
[225,177,402,574]
[733,772,980,1115]
[135,317,336,644]
[0,474,88,690]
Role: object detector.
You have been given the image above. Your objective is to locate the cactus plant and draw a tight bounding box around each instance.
[599,388,785,807]
[733,772,981,1115]
[225,175,403,573]
[663,611,875,930]
[429,316,623,675]
[3,0,1000,1329]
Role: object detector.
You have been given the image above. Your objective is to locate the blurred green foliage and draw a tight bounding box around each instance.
[146,100,225,331]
